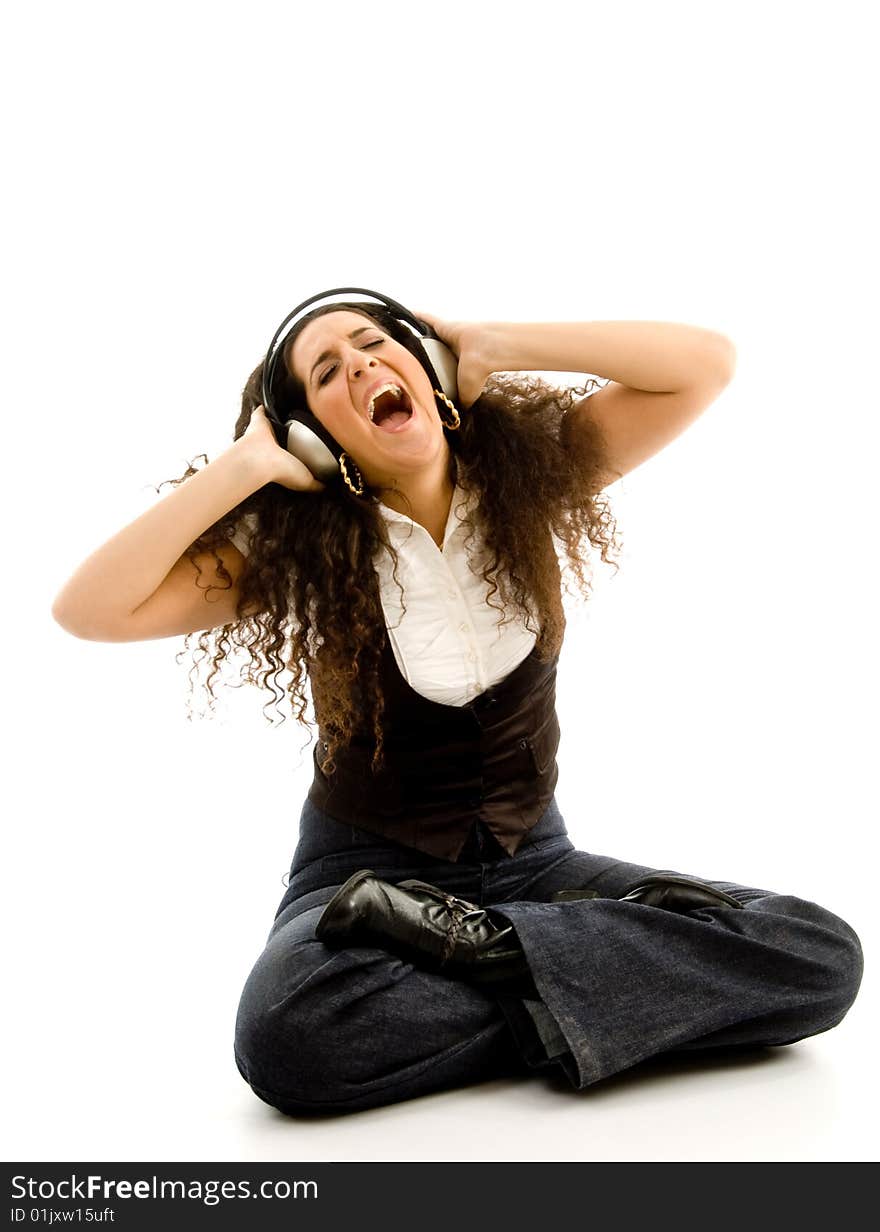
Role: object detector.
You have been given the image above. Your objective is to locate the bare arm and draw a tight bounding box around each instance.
[490,320,736,488]
[51,406,322,642]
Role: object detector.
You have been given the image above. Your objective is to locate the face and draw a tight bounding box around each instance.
[288,310,450,489]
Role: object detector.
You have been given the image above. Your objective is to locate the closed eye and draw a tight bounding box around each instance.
[318,338,384,387]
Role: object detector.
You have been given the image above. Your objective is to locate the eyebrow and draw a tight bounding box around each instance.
[308,326,377,384]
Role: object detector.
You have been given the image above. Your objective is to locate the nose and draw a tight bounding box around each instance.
[346,347,379,380]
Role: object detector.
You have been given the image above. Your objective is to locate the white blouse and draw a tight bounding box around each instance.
[229,482,538,707]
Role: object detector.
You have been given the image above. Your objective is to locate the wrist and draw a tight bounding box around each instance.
[481,322,526,375]
[224,434,277,491]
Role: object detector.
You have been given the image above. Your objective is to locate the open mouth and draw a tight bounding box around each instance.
[369,386,414,432]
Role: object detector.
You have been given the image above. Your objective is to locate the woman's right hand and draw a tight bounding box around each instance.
[239,404,327,493]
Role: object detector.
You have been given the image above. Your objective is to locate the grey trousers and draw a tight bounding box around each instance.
[234,796,863,1116]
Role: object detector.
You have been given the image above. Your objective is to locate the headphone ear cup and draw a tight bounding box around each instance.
[419,337,459,403]
[261,352,340,478]
[269,407,342,482]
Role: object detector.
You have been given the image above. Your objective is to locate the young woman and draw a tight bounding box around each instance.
[52,295,863,1117]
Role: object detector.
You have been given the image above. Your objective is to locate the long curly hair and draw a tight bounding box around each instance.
[160,303,623,774]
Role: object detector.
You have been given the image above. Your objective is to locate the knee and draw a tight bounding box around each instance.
[819,907,864,1023]
[234,917,433,1115]
[234,940,359,1113]
[761,893,864,1031]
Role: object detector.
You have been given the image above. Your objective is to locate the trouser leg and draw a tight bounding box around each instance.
[488,848,864,1089]
[234,893,528,1117]
[235,832,864,1112]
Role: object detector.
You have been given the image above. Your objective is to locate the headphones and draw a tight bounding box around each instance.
[259,287,460,482]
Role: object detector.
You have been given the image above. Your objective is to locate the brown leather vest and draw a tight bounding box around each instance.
[307,633,561,862]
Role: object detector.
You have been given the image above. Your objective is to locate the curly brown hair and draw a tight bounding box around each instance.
[159,304,623,775]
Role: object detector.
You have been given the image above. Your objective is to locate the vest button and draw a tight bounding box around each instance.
[519,739,528,749]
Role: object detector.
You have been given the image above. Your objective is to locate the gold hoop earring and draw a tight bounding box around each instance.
[434,389,461,430]
[339,451,365,496]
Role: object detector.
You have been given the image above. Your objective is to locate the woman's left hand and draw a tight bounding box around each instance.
[415,310,498,410]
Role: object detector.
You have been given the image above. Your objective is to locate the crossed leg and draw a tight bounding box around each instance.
[234,853,863,1115]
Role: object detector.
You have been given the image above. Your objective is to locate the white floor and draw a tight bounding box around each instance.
[3,999,873,1163]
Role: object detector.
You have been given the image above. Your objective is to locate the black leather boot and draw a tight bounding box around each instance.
[551,872,743,912]
[316,869,537,995]
[618,872,744,912]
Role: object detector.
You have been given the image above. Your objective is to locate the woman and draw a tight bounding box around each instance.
[51,295,863,1117]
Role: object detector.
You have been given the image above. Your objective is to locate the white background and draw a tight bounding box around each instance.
[3,0,877,1162]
